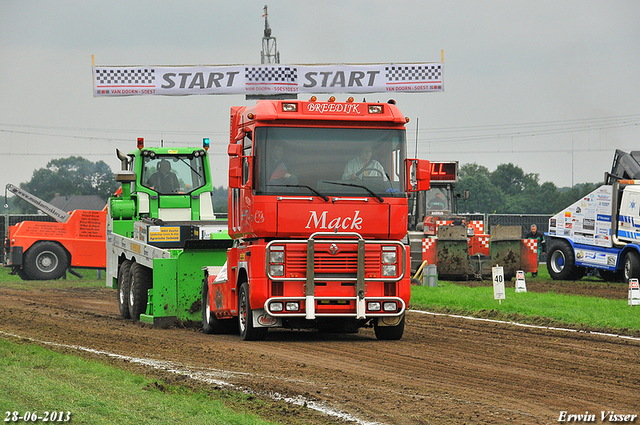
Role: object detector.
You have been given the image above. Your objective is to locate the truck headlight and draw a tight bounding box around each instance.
[285,302,299,311]
[382,264,397,276]
[270,250,284,263]
[269,246,285,277]
[382,251,397,264]
[270,302,284,312]
[383,301,397,312]
[382,246,397,276]
[367,301,381,311]
[270,264,284,277]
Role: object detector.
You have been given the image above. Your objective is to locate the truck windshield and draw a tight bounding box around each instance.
[425,187,450,211]
[140,154,206,194]
[255,127,406,197]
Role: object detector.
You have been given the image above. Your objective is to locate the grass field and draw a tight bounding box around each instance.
[410,267,640,334]
[0,268,282,424]
[0,339,275,425]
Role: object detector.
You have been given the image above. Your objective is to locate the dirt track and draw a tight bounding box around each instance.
[1,281,639,425]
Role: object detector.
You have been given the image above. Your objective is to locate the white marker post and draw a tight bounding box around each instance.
[492,265,505,304]
[629,279,640,306]
[515,270,527,293]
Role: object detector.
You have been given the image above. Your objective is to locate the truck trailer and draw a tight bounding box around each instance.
[202,97,431,340]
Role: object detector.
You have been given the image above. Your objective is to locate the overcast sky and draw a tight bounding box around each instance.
[2,0,640,196]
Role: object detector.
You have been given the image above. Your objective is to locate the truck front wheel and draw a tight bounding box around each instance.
[117,260,132,319]
[547,240,576,280]
[23,241,69,280]
[128,262,152,321]
[623,251,640,282]
[374,315,405,340]
[238,282,267,341]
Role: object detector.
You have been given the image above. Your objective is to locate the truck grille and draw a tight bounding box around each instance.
[285,249,380,275]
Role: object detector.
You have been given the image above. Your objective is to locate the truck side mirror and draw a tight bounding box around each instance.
[229,157,242,188]
[227,144,242,157]
[406,159,431,192]
[228,143,243,188]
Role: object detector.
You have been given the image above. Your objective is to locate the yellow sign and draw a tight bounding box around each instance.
[148,226,181,242]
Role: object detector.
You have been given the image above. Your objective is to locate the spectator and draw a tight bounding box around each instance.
[525,224,546,277]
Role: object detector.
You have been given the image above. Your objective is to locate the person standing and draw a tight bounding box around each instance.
[525,224,545,277]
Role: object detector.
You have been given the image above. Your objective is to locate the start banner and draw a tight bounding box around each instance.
[92,63,443,97]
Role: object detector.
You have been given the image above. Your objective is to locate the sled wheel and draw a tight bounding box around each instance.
[117,260,132,319]
[238,282,267,341]
[23,241,68,280]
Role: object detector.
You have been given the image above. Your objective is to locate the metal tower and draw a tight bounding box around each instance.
[261,5,280,64]
[248,5,296,99]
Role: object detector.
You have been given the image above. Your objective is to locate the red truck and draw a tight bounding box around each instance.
[203,97,431,340]
[4,184,106,280]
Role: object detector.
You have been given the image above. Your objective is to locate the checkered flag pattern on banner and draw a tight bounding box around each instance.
[245,66,298,83]
[95,69,155,85]
[385,65,442,82]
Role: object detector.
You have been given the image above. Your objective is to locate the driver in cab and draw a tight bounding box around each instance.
[147,159,180,193]
[342,145,386,180]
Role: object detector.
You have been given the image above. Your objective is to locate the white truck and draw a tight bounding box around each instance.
[546,150,640,281]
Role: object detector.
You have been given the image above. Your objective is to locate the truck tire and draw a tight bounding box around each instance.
[546,240,576,280]
[623,251,640,282]
[23,241,69,280]
[202,279,236,334]
[128,262,152,321]
[117,260,132,319]
[599,269,623,282]
[15,268,29,280]
[569,266,586,280]
[374,314,405,340]
[238,282,267,341]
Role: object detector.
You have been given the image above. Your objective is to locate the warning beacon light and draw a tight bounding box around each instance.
[137,138,144,149]
[203,138,210,150]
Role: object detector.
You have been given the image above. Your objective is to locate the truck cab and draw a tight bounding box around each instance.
[204,98,431,340]
[617,184,640,245]
[547,150,640,282]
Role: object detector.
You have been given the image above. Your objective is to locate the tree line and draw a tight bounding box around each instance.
[4,157,600,216]
[4,157,229,214]
[456,162,601,214]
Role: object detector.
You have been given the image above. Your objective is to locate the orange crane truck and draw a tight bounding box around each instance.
[3,184,106,280]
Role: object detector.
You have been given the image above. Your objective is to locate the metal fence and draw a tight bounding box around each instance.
[455,213,552,236]
[487,214,552,237]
